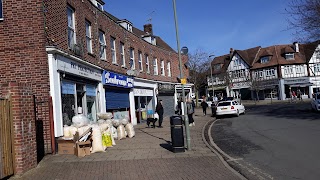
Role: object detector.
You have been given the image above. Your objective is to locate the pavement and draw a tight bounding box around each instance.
[12,108,245,180]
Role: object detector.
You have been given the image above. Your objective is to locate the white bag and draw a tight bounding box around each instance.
[117,125,126,140]
[72,114,90,128]
[91,126,105,153]
[154,113,159,120]
[125,123,135,138]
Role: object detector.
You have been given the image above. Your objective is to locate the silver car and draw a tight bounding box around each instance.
[311,93,320,111]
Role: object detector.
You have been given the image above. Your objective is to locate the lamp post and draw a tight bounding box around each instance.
[172,0,191,151]
[209,55,215,100]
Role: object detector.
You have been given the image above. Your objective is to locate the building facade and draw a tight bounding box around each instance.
[208,42,320,101]
[0,0,190,175]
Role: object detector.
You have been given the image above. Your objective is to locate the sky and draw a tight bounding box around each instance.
[104,0,295,57]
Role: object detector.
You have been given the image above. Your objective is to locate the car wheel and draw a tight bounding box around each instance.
[242,109,245,115]
[236,110,240,117]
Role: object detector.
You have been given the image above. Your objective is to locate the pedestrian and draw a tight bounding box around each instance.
[297,89,302,100]
[176,98,182,115]
[155,99,164,128]
[186,98,195,126]
[201,99,208,116]
[292,90,297,102]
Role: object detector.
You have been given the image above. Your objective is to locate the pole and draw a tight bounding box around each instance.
[172,0,191,150]
[209,55,215,100]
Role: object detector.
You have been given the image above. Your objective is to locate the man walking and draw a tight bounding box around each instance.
[155,99,164,128]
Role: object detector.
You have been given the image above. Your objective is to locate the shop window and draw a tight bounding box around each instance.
[86,85,97,122]
[61,81,76,126]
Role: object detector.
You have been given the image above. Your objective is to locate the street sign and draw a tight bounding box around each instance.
[181,78,187,84]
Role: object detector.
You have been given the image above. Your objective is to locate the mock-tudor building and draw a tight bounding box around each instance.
[0,0,191,176]
[208,41,320,101]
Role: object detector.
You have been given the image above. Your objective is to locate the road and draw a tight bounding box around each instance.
[211,101,320,180]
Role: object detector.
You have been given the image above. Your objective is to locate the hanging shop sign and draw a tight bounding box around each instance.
[102,70,134,88]
[158,83,175,94]
[57,55,101,81]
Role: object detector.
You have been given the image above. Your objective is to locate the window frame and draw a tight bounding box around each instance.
[260,56,270,63]
[0,0,3,20]
[129,48,135,70]
[160,59,165,76]
[167,61,171,77]
[85,20,92,54]
[285,53,295,60]
[284,66,293,75]
[153,58,158,75]
[138,51,143,71]
[110,36,117,64]
[67,6,76,49]
[98,30,107,60]
[120,42,125,67]
[296,65,305,74]
[145,54,150,73]
[314,63,320,73]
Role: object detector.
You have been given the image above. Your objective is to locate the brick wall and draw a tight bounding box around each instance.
[44,0,189,81]
[0,0,52,155]
[0,82,37,175]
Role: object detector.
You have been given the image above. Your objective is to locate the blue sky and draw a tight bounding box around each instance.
[104,0,295,57]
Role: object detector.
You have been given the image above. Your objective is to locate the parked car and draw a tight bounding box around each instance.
[216,100,245,117]
[311,93,320,111]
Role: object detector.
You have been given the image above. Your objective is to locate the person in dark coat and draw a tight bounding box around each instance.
[201,99,208,116]
[155,99,164,128]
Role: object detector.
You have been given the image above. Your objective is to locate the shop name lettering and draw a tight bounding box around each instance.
[70,62,94,74]
[105,74,133,87]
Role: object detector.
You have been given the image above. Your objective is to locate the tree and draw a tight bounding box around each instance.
[187,48,210,104]
[286,0,320,42]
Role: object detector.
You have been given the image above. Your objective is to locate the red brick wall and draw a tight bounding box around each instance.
[0,82,37,175]
[0,0,52,155]
[44,0,189,81]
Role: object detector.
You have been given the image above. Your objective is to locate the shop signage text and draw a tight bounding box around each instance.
[158,83,175,92]
[103,70,134,88]
[57,55,101,81]
[133,88,153,96]
[284,77,309,84]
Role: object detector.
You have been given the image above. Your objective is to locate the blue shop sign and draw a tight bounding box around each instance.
[102,70,134,88]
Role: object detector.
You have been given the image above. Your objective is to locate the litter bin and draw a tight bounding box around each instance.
[170,115,185,153]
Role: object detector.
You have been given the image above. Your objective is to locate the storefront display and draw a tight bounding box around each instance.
[102,70,133,121]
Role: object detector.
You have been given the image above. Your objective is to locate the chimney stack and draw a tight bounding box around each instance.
[293,42,299,53]
[143,24,153,35]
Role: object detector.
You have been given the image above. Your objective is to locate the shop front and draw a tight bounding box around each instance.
[133,87,155,123]
[251,79,279,100]
[47,49,103,137]
[231,81,251,100]
[158,83,176,117]
[102,70,134,123]
[282,77,313,99]
[175,84,193,115]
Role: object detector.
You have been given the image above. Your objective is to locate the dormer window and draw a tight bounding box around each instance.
[214,64,221,70]
[90,0,104,11]
[285,53,294,60]
[117,19,133,33]
[260,56,270,63]
[97,2,103,10]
